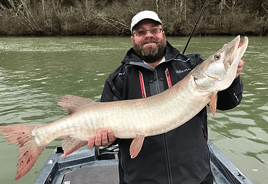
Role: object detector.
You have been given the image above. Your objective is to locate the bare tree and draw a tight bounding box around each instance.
[180,0,186,21]
[262,0,268,13]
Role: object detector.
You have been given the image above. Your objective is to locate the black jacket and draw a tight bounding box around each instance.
[100,41,243,184]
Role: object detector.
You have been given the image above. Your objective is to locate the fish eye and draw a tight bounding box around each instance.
[214,54,221,60]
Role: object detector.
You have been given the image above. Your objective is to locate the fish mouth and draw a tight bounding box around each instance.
[238,39,244,48]
[238,36,247,49]
[223,36,248,67]
[235,36,248,63]
[237,36,248,52]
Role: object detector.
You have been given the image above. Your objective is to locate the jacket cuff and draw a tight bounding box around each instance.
[217,76,243,110]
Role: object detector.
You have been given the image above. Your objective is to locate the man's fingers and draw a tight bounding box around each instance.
[238,59,244,68]
[236,59,244,78]
[95,130,102,147]
[87,136,95,150]
[101,129,109,146]
[107,129,116,145]
[101,129,115,146]
[87,129,115,150]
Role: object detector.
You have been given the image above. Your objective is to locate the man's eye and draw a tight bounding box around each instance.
[151,28,158,33]
[137,30,146,35]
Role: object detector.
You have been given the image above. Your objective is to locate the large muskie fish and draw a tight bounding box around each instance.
[0,36,248,180]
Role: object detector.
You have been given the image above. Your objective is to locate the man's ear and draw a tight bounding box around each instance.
[131,36,135,43]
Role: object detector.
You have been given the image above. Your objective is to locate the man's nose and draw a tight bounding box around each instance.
[144,30,154,37]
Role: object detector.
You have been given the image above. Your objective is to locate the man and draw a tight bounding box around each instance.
[87,10,244,184]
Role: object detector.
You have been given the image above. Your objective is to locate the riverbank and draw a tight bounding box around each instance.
[0,0,267,36]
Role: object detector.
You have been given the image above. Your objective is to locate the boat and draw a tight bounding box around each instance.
[34,140,253,184]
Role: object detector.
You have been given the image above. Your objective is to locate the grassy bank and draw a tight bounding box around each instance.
[0,0,267,36]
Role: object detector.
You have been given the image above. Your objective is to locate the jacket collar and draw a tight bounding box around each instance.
[122,41,181,67]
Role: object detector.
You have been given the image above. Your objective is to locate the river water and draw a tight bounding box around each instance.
[0,36,267,184]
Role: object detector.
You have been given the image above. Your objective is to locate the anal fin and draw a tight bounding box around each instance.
[61,136,87,158]
[129,135,145,159]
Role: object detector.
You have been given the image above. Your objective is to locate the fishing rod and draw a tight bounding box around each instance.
[182,0,209,54]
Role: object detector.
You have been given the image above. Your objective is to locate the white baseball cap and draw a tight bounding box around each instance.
[131,10,162,32]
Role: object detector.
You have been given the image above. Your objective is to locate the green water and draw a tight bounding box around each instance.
[0,36,267,184]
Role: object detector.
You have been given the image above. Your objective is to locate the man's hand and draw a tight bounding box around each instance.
[87,129,116,149]
[236,59,244,78]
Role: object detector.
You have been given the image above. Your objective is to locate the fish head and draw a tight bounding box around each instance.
[193,35,248,91]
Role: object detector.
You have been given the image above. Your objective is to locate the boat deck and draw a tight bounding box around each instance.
[34,141,253,184]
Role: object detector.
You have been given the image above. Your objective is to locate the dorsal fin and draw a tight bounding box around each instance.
[57,95,95,115]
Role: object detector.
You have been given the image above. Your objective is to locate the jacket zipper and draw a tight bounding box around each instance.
[163,133,173,184]
[136,63,174,184]
[153,70,161,93]
[154,69,173,184]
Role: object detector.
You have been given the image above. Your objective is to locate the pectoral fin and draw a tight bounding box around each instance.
[129,135,145,159]
[209,92,217,117]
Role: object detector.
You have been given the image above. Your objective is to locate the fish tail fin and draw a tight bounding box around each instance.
[0,125,45,180]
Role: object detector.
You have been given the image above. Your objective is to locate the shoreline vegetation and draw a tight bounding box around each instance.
[0,0,267,37]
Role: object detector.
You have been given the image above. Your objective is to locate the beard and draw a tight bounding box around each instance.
[133,35,166,63]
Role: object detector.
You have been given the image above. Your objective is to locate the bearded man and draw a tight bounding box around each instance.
[87,10,244,184]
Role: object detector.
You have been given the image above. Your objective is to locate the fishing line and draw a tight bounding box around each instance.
[182,0,209,54]
[182,0,224,54]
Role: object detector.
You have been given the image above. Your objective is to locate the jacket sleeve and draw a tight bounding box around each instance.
[217,76,243,110]
[100,66,124,102]
[100,77,121,102]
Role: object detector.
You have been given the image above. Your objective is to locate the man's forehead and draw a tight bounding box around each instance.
[133,19,162,30]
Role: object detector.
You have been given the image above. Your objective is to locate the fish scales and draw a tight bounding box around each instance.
[34,74,209,144]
